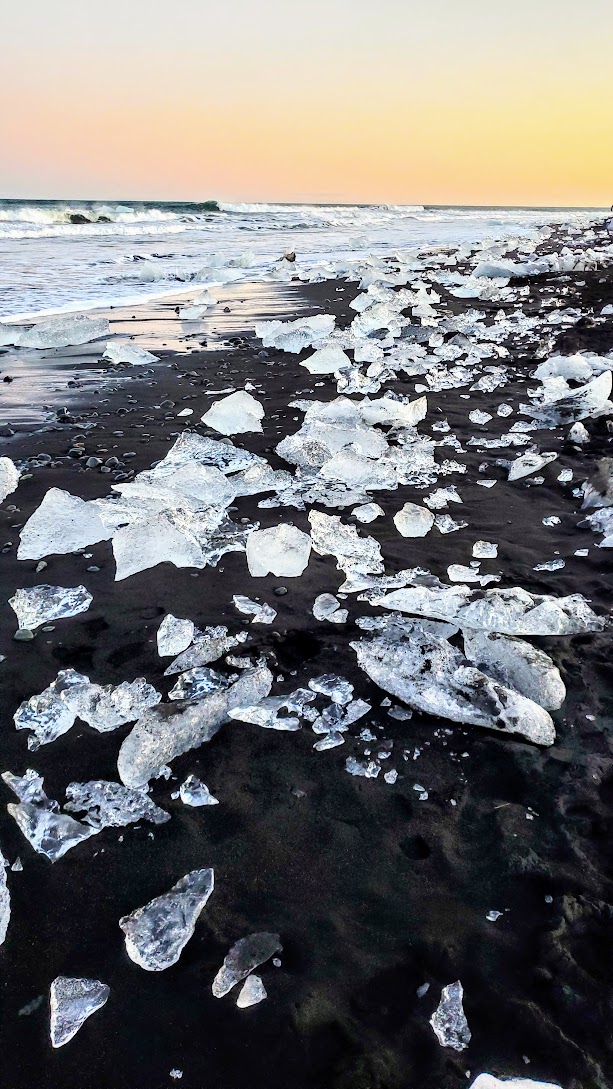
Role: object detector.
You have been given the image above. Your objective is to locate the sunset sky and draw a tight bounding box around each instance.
[1,0,612,206]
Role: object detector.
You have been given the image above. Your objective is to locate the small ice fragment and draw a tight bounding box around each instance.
[558,468,573,482]
[176,775,218,807]
[314,731,345,751]
[309,674,353,704]
[0,846,10,945]
[9,585,92,631]
[157,615,195,657]
[574,548,588,557]
[168,667,232,701]
[568,421,589,444]
[393,503,434,538]
[120,869,215,971]
[486,910,503,921]
[472,541,498,559]
[201,391,265,435]
[533,559,565,572]
[0,457,20,503]
[497,403,513,417]
[169,1071,183,1081]
[508,451,557,481]
[228,698,300,731]
[469,410,492,424]
[416,981,430,997]
[542,516,560,527]
[232,595,277,624]
[49,976,109,1048]
[13,668,87,749]
[384,769,398,784]
[102,341,158,365]
[429,980,471,1051]
[246,524,311,577]
[345,757,380,778]
[18,995,44,1016]
[352,503,384,523]
[236,974,267,1008]
[64,781,169,828]
[212,932,282,997]
[312,594,348,624]
[435,514,467,534]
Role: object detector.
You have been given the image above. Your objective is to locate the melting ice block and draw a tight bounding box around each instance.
[61,676,161,732]
[0,457,20,503]
[16,314,110,350]
[522,371,612,426]
[6,786,98,862]
[246,524,311,577]
[18,489,113,560]
[255,314,335,352]
[232,595,277,624]
[313,594,348,624]
[469,1079,561,1089]
[309,510,384,584]
[64,780,169,828]
[157,615,196,657]
[14,668,87,749]
[463,630,565,710]
[393,502,435,537]
[236,974,267,1008]
[201,391,265,435]
[118,665,272,787]
[112,511,206,581]
[300,346,351,374]
[119,868,214,971]
[212,932,282,997]
[430,981,471,1050]
[508,451,557,481]
[174,775,218,807]
[102,341,158,365]
[9,585,93,631]
[0,846,10,945]
[49,976,110,1048]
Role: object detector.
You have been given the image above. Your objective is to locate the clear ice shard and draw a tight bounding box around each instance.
[508,451,557,481]
[102,341,158,365]
[119,868,214,971]
[236,974,267,1008]
[9,584,93,631]
[255,314,335,352]
[62,676,161,732]
[18,489,113,560]
[164,626,247,674]
[469,1078,561,1089]
[299,346,351,374]
[14,669,88,749]
[368,585,604,635]
[5,772,99,862]
[118,665,272,787]
[309,511,384,584]
[352,503,384,523]
[463,630,566,710]
[522,370,612,426]
[64,780,170,828]
[393,503,435,537]
[174,775,219,807]
[430,981,471,1051]
[49,976,110,1048]
[0,457,20,503]
[157,614,196,657]
[313,594,348,624]
[352,627,556,745]
[0,846,10,945]
[112,511,207,581]
[232,595,277,624]
[309,674,354,704]
[228,696,301,731]
[246,524,311,577]
[16,314,110,350]
[212,932,282,997]
[168,667,232,701]
[201,391,265,435]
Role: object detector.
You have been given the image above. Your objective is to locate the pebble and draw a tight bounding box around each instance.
[86,456,102,468]
[274,586,288,596]
[14,629,34,641]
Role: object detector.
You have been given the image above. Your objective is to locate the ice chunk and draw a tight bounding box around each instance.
[393,503,434,537]
[174,775,219,807]
[201,391,265,435]
[212,932,282,997]
[64,780,170,828]
[102,341,158,365]
[473,540,498,558]
[568,421,589,443]
[430,981,471,1051]
[118,665,272,787]
[164,626,247,674]
[228,698,301,731]
[300,346,351,374]
[447,564,499,588]
[463,630,565,710]
[157,615,196,657]
[7,784,98,862]
[246,524,311,577]
[522,371,612,426]
[313,594,348,624]
[0,846,10,945]
[352,627,556,745]
[232,595,277,624]
[469,1077,561,1089]
[508,451,557,481]
[112,510,206,581]
[319,447,397,491]
[13,668,88,749]
[352,503,384,523]
[346,756,380,778]
[168,667,232,701]
[63,677,161,732]
[18,489,113,561]
[369,585,604,635]
[236,974,267,1008]
[17,314,110,350]
[2,768,46,803]
[0,458,20,503]
[309,511,384,584]
[309,674,354,704]
[49,976,109,1048]
[119,868,214,971]
[255,314,335,352]
[9,584,92,631]
[142,431,264,477]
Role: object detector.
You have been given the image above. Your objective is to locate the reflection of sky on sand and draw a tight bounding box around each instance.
[0,282,315,427]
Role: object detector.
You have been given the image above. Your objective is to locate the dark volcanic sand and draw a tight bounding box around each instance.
[0,264,613,1089]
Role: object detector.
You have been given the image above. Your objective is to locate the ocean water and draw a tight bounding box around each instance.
[0,199,603,320]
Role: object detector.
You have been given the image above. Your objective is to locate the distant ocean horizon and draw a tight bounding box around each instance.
[0,198,605,320]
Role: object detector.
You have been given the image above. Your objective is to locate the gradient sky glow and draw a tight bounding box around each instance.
[1,0,612,205]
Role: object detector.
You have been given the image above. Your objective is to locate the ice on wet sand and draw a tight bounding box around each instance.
[102,341,158,365]
[201,391,265,435]
[18,489,113,560]
[15,314,110,350]
[9,585,93,631]
[393,502,435,537]
[64,780,170,828]
[236,974,267,1008]
[120,869,214,971]
[50,976,110,1047]
[212,932,282,997]
[463,630,566,710]
[157,615,196,657]
[0,457,20,503]
[246,524,311,577]
[429,980,471,1050]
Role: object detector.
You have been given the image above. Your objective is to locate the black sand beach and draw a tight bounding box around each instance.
[1,224,613,1089]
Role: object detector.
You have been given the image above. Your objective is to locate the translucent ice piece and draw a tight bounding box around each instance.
[174,775,219,807]
[309,674,354,704]
[308,511,384,582]
[50,976,110,1048]
[64,780,170,828]
[255,314,335,352]
[319,447,397,492]
[201,391,265,435]
[236,974,267,1008]
[463,630,565,710]
[447,564,499,588]
[469,1077,562,1089]
[212,932,282,997]
[228,697,301,730]
[393,503,434,537]
[168,667,232,701]
[522,371,612,426]
[472,540,498,558]
[430,981,471,1050]
[118,666,272,787]
[345,756,381,778]
[0,846,10,945]
[232,595,277,624]
[7,799,98,862]
[312,594,348,624]
[102,341,158,365]
[352,503,384,523]
[17,314,110,350]
[508,451,557,481]
[120,868,215,971]
[18,489,113,560]
[300,346,351,374]
[64,677,161,732]
[157,615,196,657]
[9,584,92,631]
[164,627,247,674]
[0,457,20,503]
[112,510,206,581]
[352,628,556,745]
[14,668,88,749]
[246,524,311,577]
[2,768,46,803]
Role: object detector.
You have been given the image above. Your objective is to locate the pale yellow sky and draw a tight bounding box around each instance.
[1,0,612,205]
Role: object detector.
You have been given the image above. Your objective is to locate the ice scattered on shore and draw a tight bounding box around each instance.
[50,976,110,1047]
[201,390,265,435]
[102,341,158,365]
[14,314,109,350]
[0,457,20,503]
[9,584,93,632]
[120,868,214,971]
[172,775,219,807]
[429,980,471,1050]
[246,524,311,577]
[236,974,267,1008]
[212,932,282,997]
[157,614,196,657]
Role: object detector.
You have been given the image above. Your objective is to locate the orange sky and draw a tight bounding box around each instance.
[1,0,612,205]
